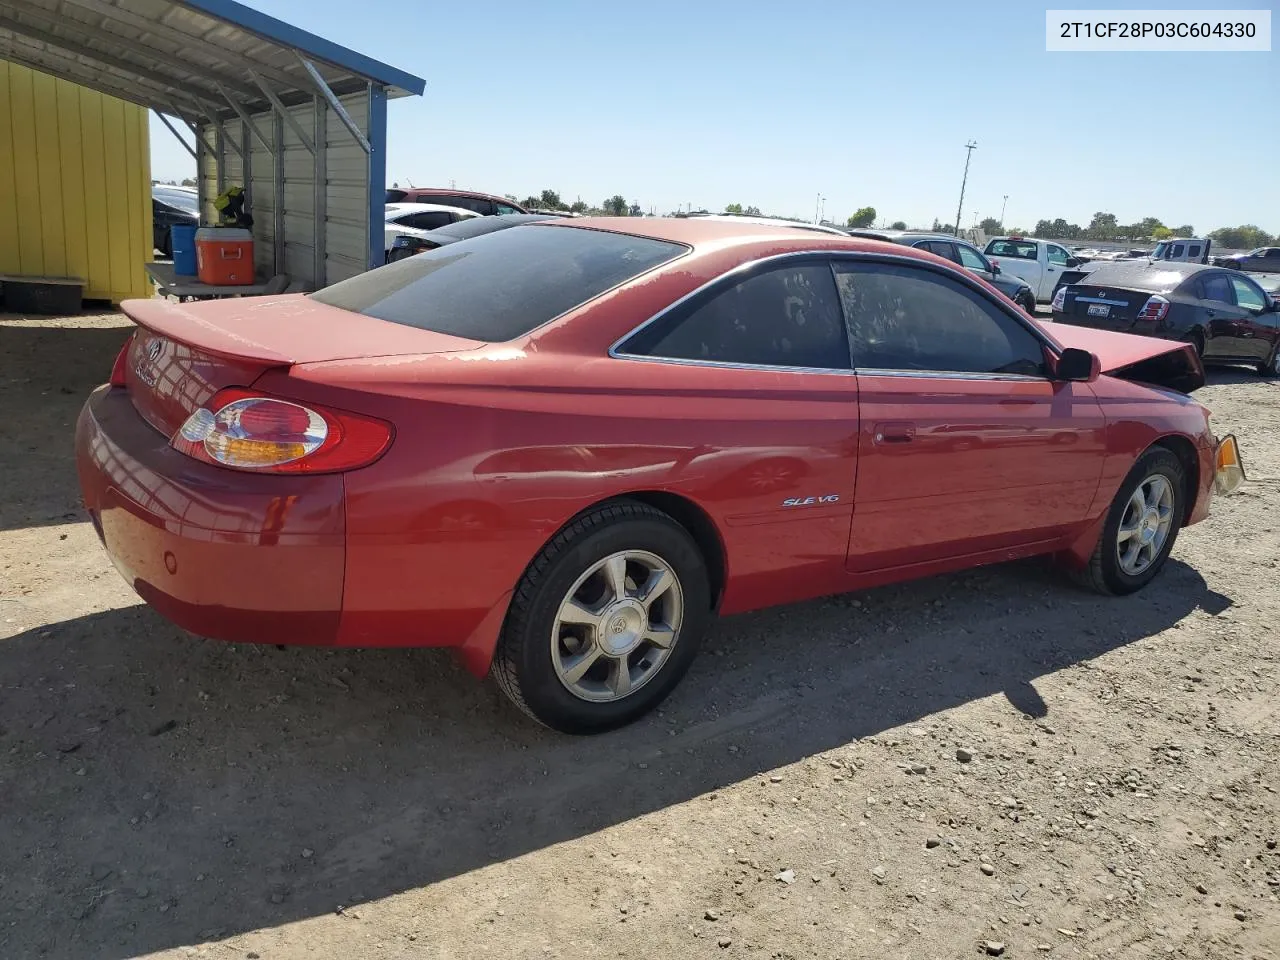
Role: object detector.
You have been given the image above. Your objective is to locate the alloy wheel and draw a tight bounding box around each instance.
[550,550,683,703]
[1115,474,1175,576]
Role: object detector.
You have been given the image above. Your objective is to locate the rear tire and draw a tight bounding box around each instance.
[1069,447,1185,596]
[493,501,712,734]
[1021,292,1037,315]
[1188,331,1205,358]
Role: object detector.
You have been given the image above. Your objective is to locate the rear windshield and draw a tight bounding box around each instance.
[385,188,408,203]
[984,239,1038,260]
[311,225,686,342]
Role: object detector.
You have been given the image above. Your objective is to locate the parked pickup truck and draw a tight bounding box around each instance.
[982,237,1094,303]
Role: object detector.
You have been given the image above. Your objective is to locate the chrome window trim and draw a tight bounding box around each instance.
[608,249,1064,370]
[603,352,858,377]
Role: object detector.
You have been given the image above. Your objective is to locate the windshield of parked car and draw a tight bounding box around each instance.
[311,225,686,342]
[152,187,199,215]
[984,239,1039,260]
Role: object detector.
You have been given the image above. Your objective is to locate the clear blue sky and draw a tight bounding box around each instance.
[149,0,1278,233]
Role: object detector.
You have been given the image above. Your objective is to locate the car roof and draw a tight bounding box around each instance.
[384,202,478,219]
[1074,260,1212,292]
[399,187,511,202]
[532,217,951,266]
[849,229,979,246]
[691,214,849,236]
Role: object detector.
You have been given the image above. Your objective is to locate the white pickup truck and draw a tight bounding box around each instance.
[982,237,1094,303]
[985,235,1216,303]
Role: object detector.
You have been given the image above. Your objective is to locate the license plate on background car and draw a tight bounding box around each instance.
[1087,304,1110,317]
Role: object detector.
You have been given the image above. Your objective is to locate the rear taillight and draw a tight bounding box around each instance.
[171,387,393,473]
[1050,286,1067,312]
[109,340,131,387]
[1136,295,1170,325]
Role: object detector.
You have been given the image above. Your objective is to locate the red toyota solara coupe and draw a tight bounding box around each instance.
[76,218,1246,732]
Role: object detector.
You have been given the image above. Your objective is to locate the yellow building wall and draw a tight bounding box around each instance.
[0,61,152,303]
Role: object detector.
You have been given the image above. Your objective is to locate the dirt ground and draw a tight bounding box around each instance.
[1,310,1277,960]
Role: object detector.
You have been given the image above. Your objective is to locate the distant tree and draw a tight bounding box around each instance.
[180,177,196,187]
[539,189,564,210]
[521,195,540,209]
[979,217,1002,234]
[503,194,518,201]
[846,206,876,228]
[603,195,628,216]
[1209,225,1275,249]
[1173,224,1195,237]
[569,200,588,214]
[1086,211,1118,240]
[1034,219,1054,236]
[1137,216,1164,237]
[889,220,907,230]
[931,219,941,231]
[629,202,642,217]
[745,205,762,216]
[724,203,744,215]
[935,223,956,235]
[1005,226,1028,236]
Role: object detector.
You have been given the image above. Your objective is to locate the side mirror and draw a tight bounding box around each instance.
[990,262,1001,275]
[1056,347,1101,383]
[1066,256,1082,268]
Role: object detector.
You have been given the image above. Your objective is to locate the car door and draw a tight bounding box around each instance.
[832,259,1106,572]
[1195,272,1249,358]
[1044,243,1073,300]
[1228,274,1275,360]
[615,257,860,610]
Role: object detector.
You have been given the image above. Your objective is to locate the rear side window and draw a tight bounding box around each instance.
[917,240,959,263]
[985,240,1038,260]
[833,262,1046,377]
[432,195,494,215]
[312,226,685,342]
[621,262,850,370]
[1188,244,1202,259]
[397,211,454,231]
[1199,274,1233,303]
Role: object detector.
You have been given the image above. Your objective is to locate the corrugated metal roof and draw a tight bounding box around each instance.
[0,0,424,120]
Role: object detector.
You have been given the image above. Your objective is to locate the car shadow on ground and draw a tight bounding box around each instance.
[0,554,1230,959]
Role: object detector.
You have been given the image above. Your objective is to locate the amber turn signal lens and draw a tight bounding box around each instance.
[1214,435,1245,496]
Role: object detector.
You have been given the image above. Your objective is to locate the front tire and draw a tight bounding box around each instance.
[493,501,712,733]
[1070,447,1185,595]
[1258,344,1280,377]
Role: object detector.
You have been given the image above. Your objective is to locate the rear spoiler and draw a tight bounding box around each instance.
[121,298,297,365]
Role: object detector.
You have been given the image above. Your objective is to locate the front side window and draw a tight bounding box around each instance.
[313,225,685,342]
[401,211,453,231]
[1171,243,1185,258]
[1188,244,1202,259]
[622,262,850,370]
[1229,276,1267,311]
[832,262,1047,377]
[956,244,989,272]
[1047,245,1070,266]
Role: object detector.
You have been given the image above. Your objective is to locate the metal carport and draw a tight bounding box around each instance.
[0,0,424,288]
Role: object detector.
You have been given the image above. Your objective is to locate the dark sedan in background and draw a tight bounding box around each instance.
[1215,246,1280,273]
[1051,261,1279,375]
[848,229,1037,313]
[151,185,199,258]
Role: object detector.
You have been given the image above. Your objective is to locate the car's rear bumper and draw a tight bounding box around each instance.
[76,385,346,644]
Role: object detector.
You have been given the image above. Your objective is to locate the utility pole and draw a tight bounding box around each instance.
[814,193,824,224]
[954,140,976,237]
[999,194,1008,230]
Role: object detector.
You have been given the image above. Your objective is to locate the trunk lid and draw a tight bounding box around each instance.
[1056,283,1152,331]
[119,295,481,436]
[1041,321,1205,392]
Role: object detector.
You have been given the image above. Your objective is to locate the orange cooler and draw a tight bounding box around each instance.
[195,228,255,286]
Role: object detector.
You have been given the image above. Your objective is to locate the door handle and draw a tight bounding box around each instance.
[874,422,915,444]
[1206,309,1217,317]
